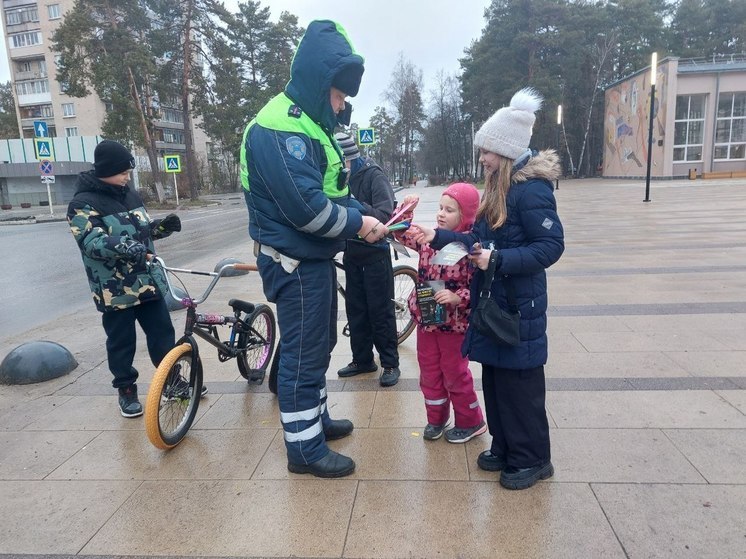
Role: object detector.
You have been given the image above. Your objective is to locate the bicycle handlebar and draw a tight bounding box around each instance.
[149,256,257,307]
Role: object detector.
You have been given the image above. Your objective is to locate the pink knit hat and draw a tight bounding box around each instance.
[442,182,480,232]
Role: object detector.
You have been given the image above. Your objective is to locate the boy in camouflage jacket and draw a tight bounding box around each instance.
[67,140,182,417]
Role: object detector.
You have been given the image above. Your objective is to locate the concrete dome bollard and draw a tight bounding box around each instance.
[0,341,78,385]
[214,258,250,277]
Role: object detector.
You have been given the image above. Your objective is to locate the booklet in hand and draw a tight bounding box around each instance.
[430,242,469,266]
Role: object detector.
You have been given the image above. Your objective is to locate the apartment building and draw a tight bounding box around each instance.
[2,0,209,170]
[604,55,746,179]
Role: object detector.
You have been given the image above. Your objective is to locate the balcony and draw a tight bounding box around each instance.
[17,92,52,105]
[14,70,47,81]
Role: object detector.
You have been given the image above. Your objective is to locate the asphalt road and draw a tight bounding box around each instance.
[0,197,252,340]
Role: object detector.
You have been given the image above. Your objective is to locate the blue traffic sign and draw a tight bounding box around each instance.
[33,121,48,138]
[164,155,181,173]
[34,139,55,161]
[358,128,376,145]
[39,160,53,175]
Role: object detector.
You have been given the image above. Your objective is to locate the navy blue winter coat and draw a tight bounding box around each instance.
[432,150,564,369]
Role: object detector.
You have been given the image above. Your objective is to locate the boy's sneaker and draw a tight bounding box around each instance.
[337,361,377,378]
[118,385,143,418]
[423,421,450,441]
[379,367,400,387]
[444,421,487,444]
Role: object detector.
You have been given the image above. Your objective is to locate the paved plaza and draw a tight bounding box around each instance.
[1,177,745,558]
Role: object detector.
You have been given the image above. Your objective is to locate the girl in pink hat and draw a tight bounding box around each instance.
[394,183,486,443]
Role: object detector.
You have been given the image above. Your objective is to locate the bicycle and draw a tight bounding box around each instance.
[144,257,276,449]
[267,254,418,395]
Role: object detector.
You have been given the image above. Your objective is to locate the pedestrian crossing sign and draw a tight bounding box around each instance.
[358,128,376,145]
[164,155,181,173]
[34,139,55,161]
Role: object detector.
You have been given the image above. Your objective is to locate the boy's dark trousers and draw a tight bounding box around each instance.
[101,298,175,388]
[481,364,551,468]
[343,254,399,368]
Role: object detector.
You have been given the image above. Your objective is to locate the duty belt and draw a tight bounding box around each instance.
[254,241,300,274]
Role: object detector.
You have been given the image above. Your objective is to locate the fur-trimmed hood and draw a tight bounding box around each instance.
[511,149,560,184]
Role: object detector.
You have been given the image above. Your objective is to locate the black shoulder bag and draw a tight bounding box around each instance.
[471,251,521,346]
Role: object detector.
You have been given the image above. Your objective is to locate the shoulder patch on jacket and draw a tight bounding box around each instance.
[542,218,554,230]
[288,105,302,118]
[286,136,307,160]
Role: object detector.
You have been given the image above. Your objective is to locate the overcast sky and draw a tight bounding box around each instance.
[1,0,492,126]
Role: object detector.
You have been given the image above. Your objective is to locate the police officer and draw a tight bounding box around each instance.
[240,20,385,478]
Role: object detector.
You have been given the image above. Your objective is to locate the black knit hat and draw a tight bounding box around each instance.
[331,64,364,97]
[334,132,360,160]
[93,140,135,178]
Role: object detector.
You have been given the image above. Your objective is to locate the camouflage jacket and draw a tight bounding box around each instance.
[67,171,172,313]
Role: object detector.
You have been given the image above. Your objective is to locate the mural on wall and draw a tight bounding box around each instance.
[604,64,668,176]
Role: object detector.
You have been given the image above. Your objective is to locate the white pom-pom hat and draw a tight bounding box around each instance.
[474,87,543,160]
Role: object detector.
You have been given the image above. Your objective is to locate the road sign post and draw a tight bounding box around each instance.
[164,155,182,206]
[40,175,55,215]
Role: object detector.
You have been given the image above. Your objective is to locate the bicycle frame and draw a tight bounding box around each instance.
[151,256,260,361]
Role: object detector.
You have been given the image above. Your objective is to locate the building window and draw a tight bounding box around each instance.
[10,31,42,48]
[62,103,75,117]
[714,92,746,160]
[5,5,39,25]
[162,128,185,144]
[65,127,79,137]
[162,108,184,124]
[673,95,705,162]
[15,79,50,95]
[47,4,61,19]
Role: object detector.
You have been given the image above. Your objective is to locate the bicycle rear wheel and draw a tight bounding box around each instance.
[237,304,276,382]
[393,265,417,344]
[145,343,203,449]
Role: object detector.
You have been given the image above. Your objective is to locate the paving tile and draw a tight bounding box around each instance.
[81,479,356,557]
[548,315,633,333]
[0,430,99,480]
[547,351,688,378]
[23,393,218,431]
[344,481,625,558]
[547,330,589,353]
[548,390,746,429]
[550,428,705,483]
[664,428,746,484]
[716,389,746,414]
[593,484,746,559]
[254,427,470,481]
[0,480,140,554]
[573,331,730,353]
[0,394,72,430]
[664,350,746,377]
[48,428,277,480]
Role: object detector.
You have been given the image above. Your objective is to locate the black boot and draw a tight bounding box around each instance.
[324,418,354,441]
[337,361,377,377]
[288,450,356,478]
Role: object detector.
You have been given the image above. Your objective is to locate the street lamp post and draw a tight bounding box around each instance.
[644,52,657,203]
[556,104,562,191]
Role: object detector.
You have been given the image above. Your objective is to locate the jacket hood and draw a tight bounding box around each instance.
[511,149,561,183]
[75,169,129,198]
[285,20,365,132]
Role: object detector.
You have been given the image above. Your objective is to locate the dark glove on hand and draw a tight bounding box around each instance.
[122,240,148,266]
[158,213,181,233]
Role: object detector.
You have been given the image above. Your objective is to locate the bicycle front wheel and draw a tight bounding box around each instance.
[145,343,203,450]
[393,265,417,344]
[237,304,277,382]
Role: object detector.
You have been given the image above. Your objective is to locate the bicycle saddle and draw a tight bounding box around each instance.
[228,299,255,315]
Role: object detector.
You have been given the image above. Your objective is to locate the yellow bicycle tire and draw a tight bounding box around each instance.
[145,343,200,449]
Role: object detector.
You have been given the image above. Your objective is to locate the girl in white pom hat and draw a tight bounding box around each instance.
[411,88,564,490]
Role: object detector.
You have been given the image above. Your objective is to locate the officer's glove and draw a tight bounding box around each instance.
[122,239,148,266]
[157,213,181,233]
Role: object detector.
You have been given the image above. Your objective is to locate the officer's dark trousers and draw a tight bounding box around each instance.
[343,255,399,368]
[257,254,337,465]
[481,364,551,468]
[101,298,175,389]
